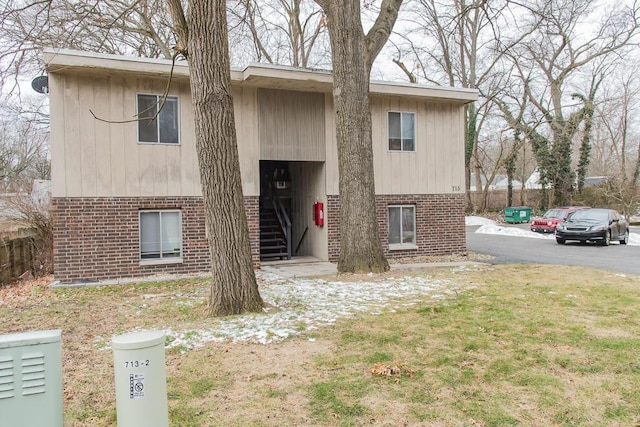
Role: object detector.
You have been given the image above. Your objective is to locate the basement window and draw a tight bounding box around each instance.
[139,210,182,262]
[388,205,416,249]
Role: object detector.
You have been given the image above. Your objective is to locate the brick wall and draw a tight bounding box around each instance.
[53,193,465,282]
[327,193,466,262]
[52,196,260,283]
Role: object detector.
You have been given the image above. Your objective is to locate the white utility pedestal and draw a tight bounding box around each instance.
[112,330,168,427]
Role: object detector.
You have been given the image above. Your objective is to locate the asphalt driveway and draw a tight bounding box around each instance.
[466,225,640,276]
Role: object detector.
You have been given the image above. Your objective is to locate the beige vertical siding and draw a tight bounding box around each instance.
[51,71,467,200]
[289,162,328,260]
[109,76,127,195]
[371,97,466,195]
[50,74,262,198]
[258,89,325,161]
[324,96,339,195]
[235,87,260,196]
[324,96,465,196]
[49,74,65,198]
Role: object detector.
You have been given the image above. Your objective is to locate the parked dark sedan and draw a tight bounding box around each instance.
[555,208,629,245]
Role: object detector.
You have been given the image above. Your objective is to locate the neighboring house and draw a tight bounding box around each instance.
[524,169,543,190]
[45,49,478,283]
[582,176,609,188]
[524,169,609,190]
[469,173,523,192]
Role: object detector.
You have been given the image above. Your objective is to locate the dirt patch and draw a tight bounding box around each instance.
[180,339,333,426]
[391,251,494,264]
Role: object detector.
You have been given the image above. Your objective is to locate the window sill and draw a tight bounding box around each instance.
[388,244,418,251]
[139,258,183,266]
[137,141,181,146]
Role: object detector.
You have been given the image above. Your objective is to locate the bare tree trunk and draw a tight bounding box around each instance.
[168,0,263,316]
[314,0,402,273]
[326,4,387,273]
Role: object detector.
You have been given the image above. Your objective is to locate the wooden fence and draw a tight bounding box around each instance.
[0,229,35,284]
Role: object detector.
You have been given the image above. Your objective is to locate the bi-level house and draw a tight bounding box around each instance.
[44,49,477,283]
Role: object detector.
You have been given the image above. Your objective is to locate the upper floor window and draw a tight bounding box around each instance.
[137,94,180,144]
[388,111,415,152]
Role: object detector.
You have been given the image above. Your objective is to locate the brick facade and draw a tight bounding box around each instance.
[52,196,260,283]
[326,193,466,262]
[53,193,465,283]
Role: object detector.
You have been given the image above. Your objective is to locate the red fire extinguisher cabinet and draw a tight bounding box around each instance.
[314,202,324,227]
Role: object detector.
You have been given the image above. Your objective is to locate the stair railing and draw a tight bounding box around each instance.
[270,191,292,260]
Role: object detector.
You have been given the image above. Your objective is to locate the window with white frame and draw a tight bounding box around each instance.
[137,94,180,144]
[388,111,415,151]
[388,205,416,245]
[139,210,182,260]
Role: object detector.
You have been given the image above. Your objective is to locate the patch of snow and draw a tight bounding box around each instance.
[474,223,640,246]
[153,274,465,351]
[628,233,640,246]
[465,216,497,226]
[475,224,554,240]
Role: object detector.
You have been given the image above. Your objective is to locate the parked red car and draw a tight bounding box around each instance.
[530,206,590,233]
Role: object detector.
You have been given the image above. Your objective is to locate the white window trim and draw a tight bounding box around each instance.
[389,243,419,251]
[388,204,417,249]
[139,209,183,263]
[136,93,181,145]
[140,258,183,267]
[387,110,417,152]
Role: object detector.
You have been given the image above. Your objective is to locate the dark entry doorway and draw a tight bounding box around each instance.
[259,161,292,260]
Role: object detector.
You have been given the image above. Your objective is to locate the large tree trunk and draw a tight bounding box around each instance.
[170,0,263,316]
[318,0,392,273]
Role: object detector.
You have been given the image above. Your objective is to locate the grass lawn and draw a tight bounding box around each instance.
[2,264,640,426]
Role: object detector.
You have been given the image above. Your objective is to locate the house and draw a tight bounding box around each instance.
[469,173,523,192]
[525,169,609,190]
[44,48,478,283]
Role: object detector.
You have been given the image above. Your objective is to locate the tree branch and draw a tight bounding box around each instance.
[167,0,189,55]
[365,0,403,67]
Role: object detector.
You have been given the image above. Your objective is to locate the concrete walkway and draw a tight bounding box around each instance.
[52,257,484,286]
[260,256,484,278]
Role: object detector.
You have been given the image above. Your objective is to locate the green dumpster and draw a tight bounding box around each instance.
[504,206,531,224]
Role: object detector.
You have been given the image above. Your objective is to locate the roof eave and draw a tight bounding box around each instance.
[43,48,478,103]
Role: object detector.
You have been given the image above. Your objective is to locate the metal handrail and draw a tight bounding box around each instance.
[270,191,291,260]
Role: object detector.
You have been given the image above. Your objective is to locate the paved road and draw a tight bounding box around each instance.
[466,225,640,276]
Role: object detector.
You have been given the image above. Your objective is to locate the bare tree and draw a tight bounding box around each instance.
[228,0,328,68]
[503,0,640,205]
[393,0,523,211]
[588,74,640,216]
[0,99,51,277]
[311,0,402,273]
[0,99,49,191]
[167,0,263,316]
[0,0,176,95]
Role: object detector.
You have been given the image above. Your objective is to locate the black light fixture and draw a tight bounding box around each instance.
[31,75,49,94]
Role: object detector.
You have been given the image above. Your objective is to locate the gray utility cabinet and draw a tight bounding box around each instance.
[0,330,63,427]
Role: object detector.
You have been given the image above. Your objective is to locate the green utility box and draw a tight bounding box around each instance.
[0,330,63,427]
[504,206,532,224]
